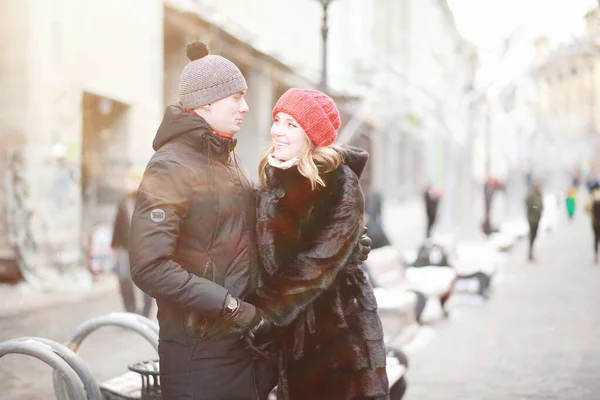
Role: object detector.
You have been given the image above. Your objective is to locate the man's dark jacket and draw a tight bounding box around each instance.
[525,186,544,224]
[130,104,258,344]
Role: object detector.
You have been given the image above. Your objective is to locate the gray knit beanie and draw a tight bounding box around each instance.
[179,42,248,109]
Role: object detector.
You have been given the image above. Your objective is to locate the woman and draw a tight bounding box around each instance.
[245,88,389,399]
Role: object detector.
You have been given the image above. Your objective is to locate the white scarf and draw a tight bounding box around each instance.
[267,153,299,170]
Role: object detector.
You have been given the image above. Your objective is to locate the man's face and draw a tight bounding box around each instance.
[202,90,249,134]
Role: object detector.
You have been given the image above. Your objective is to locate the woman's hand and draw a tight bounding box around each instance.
[242,315,276,361]
[348,227,372,268]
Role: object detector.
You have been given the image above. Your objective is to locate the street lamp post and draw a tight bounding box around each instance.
[313,0,335,94]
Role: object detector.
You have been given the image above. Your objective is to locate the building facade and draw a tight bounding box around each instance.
[533,3,600,181]
[0,0,476,280]
[1,0,164,282]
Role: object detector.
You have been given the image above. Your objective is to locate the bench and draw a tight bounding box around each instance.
[100,359,160,400]
[365,246,420,335]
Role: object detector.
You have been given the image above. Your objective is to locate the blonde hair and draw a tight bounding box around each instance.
[258,141,346,191]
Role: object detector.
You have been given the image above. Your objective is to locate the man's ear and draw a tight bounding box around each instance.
[194,104,211,113]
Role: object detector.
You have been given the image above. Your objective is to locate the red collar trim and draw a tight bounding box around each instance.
[211,129,234,139]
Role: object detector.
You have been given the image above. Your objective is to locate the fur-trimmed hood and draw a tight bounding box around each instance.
[264,146,368,192]
[343,146,369,178]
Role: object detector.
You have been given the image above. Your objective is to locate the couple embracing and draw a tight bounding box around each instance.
[130,42,389,400]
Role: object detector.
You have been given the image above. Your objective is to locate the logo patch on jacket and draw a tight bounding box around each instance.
[150,209,166,222]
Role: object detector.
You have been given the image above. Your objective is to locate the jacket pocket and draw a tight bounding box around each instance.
[184,259,215,339]
[184,311,203,338]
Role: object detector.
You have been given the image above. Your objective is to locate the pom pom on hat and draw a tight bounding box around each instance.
[272,88,341,147]
[186,41,209,61]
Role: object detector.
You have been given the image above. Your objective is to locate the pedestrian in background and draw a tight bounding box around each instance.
[244,88,389,400]
[525,181,544,262]
[364,184,391,250]
[111,168,152,317]
[424,184,441,238]
[571,167,581,189]
[584,182,600,264]
[565,186,577,220]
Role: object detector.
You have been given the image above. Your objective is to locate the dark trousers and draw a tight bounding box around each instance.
[456,272,491,298]
[528,220,539,256]
[426,216,436,238]
[159,337,277,400]
[413,291,427,324]
[593,225,600,255]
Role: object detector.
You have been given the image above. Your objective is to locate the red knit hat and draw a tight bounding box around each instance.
[272,88,341,146]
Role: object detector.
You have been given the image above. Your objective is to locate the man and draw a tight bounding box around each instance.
[364,184,390,250]
[111,168,152,317]
[482,177,497,236]
[130,42,369,399]
[424,185,441,238]
[525,181,544,261]
[585,183,600,264]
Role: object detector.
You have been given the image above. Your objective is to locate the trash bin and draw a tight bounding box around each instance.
[128,359,161,400]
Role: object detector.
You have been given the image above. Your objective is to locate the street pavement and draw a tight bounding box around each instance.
[1,197,599,399]
[403,210,600,400]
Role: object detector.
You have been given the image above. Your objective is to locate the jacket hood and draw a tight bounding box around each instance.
[343,146,369,178]
[153,103,237,160]
[153,103,207,151]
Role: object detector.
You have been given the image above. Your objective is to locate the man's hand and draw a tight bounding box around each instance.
[220,294,258,332]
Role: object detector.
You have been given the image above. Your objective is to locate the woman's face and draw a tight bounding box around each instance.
[270,112,309,161]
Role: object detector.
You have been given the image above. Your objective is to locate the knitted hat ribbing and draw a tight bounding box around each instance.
[272,88,341,146]
[179,42,248,109]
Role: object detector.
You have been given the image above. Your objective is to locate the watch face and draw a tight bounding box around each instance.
[228,297,238,310]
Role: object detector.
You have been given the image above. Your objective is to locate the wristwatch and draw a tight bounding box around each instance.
[221,294,239,318]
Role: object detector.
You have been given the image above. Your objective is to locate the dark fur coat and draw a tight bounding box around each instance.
[252,147,389,400]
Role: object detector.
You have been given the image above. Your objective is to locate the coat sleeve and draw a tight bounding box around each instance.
[129,160,228,317]
[254,171,364,327]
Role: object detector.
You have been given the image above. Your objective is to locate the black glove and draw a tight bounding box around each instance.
[349,227,372,267]
[244,314,272,341]
[220,294,258,332]
[242,315,276,361]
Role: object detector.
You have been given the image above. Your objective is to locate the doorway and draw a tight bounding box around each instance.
[81,93,130,273]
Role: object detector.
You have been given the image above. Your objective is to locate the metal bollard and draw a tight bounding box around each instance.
[59,312,160,399]
[105,312,159,335]
[65,312,159,353]
[11,337,103,400]
[0,338,88,399]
